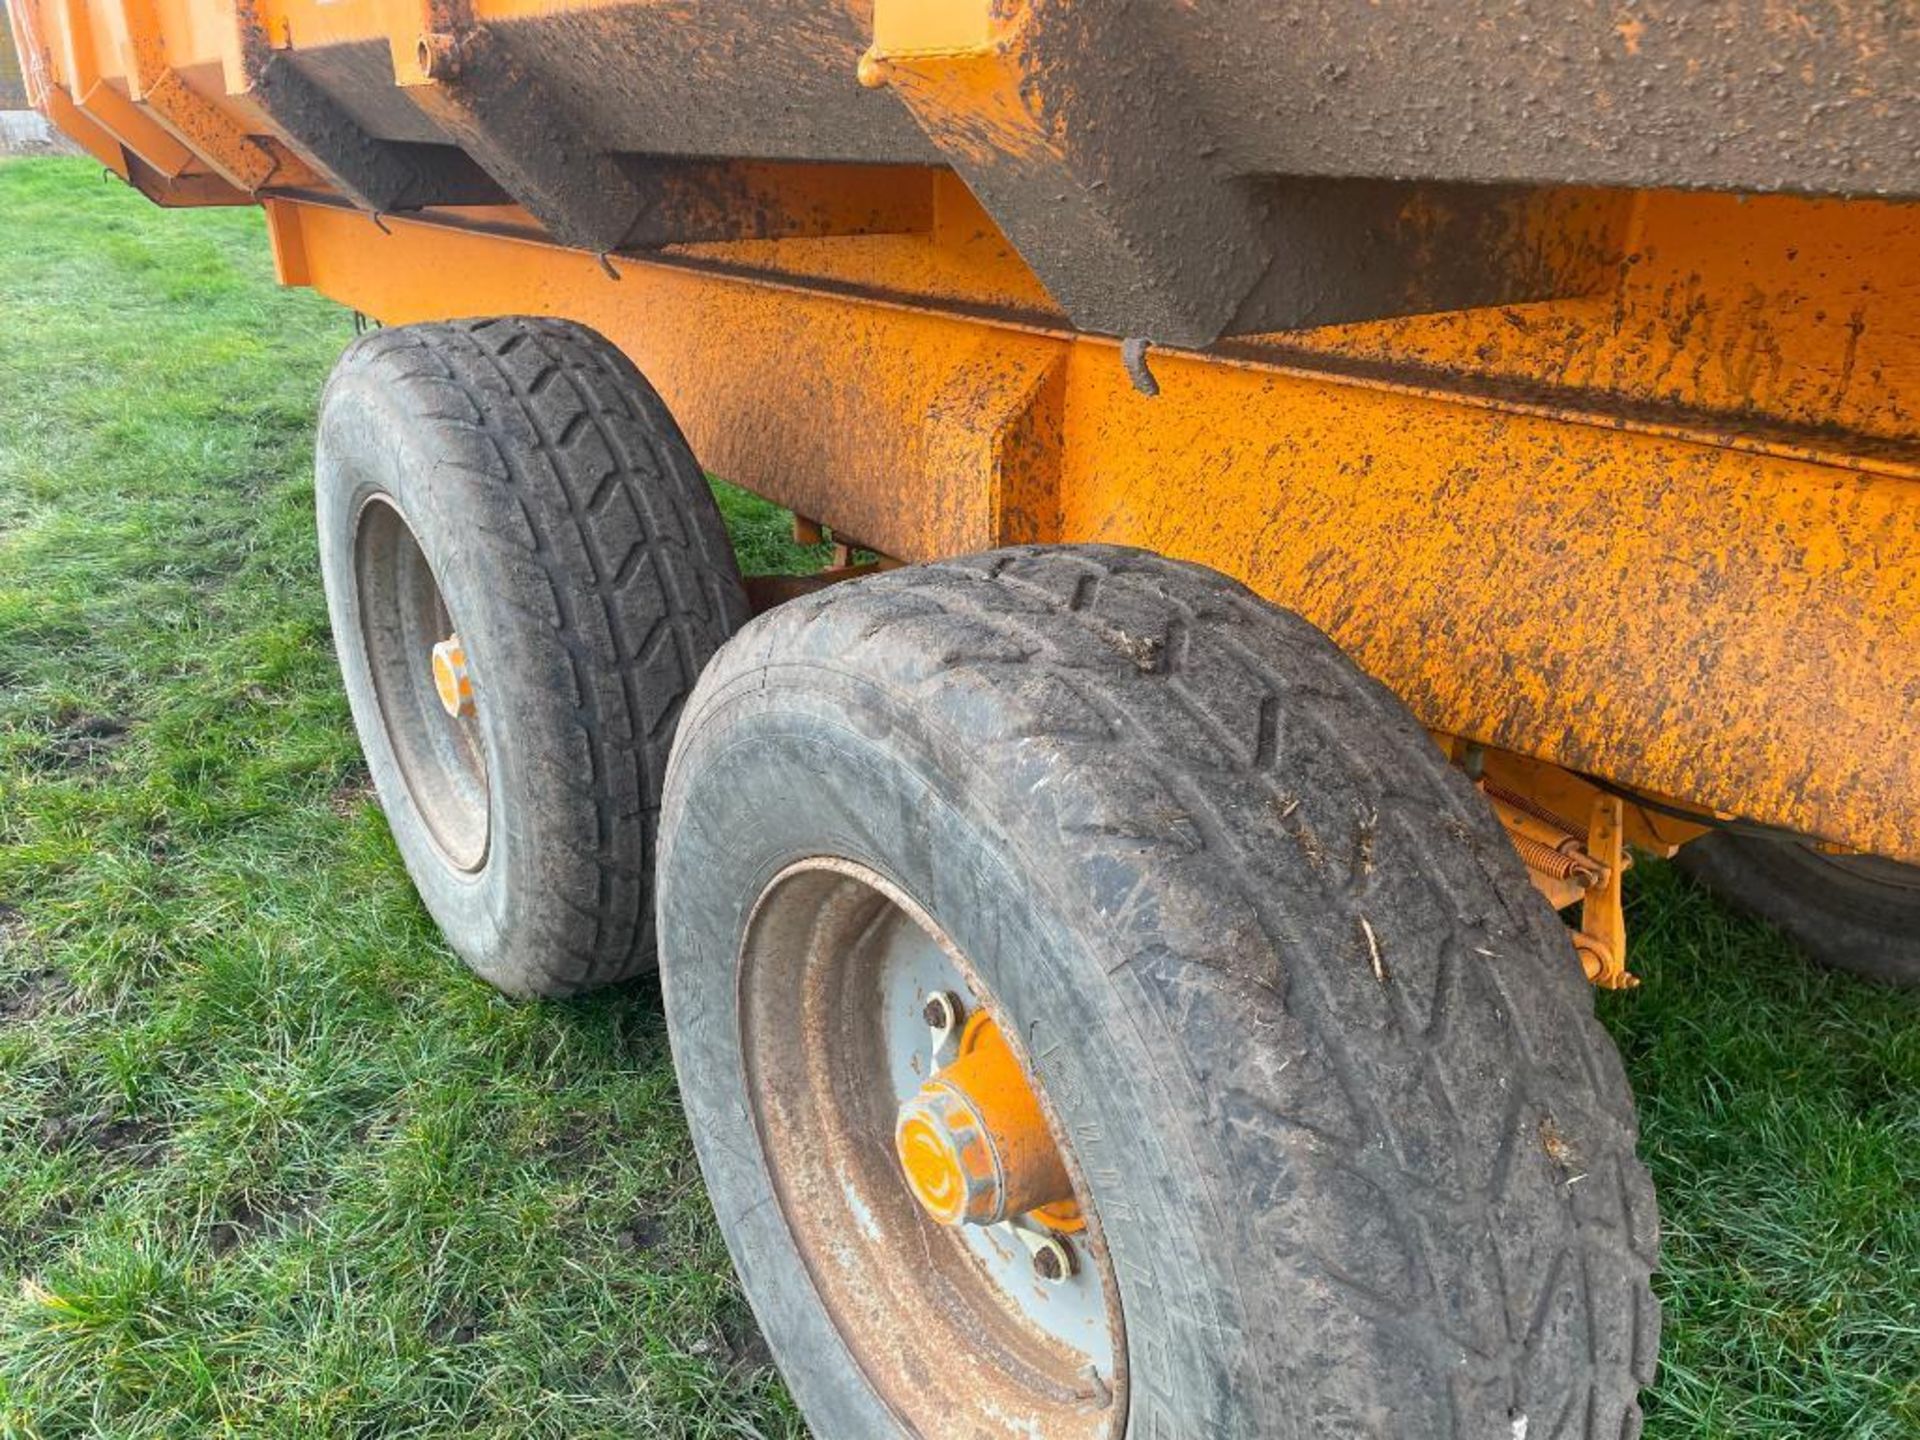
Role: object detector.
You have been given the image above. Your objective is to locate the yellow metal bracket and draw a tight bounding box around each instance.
[1575,795,1637,989]
[1474,758,1639,990]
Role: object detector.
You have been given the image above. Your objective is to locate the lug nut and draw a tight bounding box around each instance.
[1032,1236,1074,1283]
[922,991,963,1033]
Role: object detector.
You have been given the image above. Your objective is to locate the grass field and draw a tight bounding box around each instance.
[1,156,1915,1439]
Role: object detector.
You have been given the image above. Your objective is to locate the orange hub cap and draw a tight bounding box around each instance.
[894,1012,1075,1227]
[430,634,474,718]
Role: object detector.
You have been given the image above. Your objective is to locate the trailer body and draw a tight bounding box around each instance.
[13,0,1916,886]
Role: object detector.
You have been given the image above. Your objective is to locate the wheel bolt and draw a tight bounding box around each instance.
[1032,1236,1073,1283]
[922,991,963,1033]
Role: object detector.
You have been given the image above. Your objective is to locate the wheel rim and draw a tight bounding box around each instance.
[738,858,1126,1438]
[352,494,490,871]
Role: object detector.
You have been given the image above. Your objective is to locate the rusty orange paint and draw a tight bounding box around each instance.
[1291,190,1920,448]
[18,0,1920,882]
[862,3,1053,169]
[254,194,1920,865]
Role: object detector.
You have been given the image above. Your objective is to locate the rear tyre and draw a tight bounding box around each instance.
[1677,834,1920,987]
[660,545,1658,1438]
[316,316,747,996]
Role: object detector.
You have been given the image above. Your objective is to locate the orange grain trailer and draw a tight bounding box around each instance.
[11,0,1917,1432]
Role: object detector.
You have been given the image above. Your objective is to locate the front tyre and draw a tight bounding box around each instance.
[316,317,747,997]
[659,545,1658,1438]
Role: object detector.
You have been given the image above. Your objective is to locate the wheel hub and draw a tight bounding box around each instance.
[430,633,474,718]
[896,1011,1075,1227]
[736,857,1124,1437]
[351,494,490,872]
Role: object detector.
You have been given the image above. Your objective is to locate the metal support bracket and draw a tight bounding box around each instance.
[119,0,289,192]
[1576,795,1637,990]
[1480,769,1637,990]
[862,0,1624,346]
[237,10,503,213]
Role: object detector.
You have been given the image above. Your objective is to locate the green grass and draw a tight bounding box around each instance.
[0,156,1914,1439]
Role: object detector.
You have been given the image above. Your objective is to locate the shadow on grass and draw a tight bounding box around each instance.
[1602,860,1919,1439]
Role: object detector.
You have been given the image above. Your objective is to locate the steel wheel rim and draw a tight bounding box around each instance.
[352,493,490,872]
[737,857,1126,1438]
